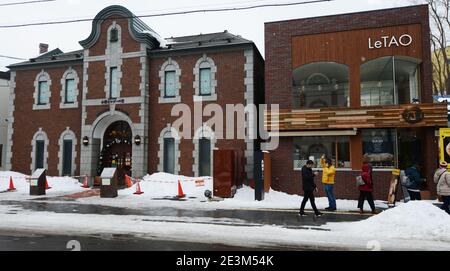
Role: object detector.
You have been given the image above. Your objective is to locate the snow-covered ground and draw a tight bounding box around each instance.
[1,170,449,250]
[0,171,85,200]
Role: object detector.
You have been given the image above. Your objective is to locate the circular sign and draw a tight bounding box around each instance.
[402,106,424,124]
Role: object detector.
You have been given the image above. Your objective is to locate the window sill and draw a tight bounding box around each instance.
[194,94,217,102]
[60,102,78,109]
[294,167,353,171]
[33,104,51,110]
[158,96,181,104]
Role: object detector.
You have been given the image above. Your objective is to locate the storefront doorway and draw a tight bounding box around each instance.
[397,128,424,171]
[97,121,132,185]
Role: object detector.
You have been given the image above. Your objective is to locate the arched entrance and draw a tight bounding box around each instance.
[97,121,132,185]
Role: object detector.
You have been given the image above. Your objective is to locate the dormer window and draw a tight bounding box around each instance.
[110,28,118,42]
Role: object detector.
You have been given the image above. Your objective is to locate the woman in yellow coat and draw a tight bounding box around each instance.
[320,156,337,211]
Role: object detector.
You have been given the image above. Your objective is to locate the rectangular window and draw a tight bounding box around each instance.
[62,140,73,176]
[163,138,175,174]
[199,68,211,95]
[38,81,49,105]
[164,71,176,98]
[293,136,350,169]
[35,140,45,170]
[362,129,396,168]
[65,79,75,104]
[110,67,118,98]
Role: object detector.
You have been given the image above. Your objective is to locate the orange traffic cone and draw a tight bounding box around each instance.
[133,181,144,195]
[81,176,89,188]
[177,180,185,198]
[45,179,52,190]
[125,174,133,188]
[7,176,16,192]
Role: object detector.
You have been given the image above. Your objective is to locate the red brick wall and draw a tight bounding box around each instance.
[11,65,83,176]
[264,5,437,199]
[148,50,248,176]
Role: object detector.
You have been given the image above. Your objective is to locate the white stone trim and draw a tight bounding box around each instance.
[192,123,216,177]
[57,127,77,176]
[33,70,52,110]
[138,44,150,177]
[244,49,255,179]
[104,21,123,99]
[59,67,80,109]
[30,128,49,173]
[158,57,182,104]
[5,72,16,170]
[84,51,146,62]
[157,124,181,174]
[193,54,218,102]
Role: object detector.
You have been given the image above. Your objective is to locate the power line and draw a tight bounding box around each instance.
[0,0,56,7]
[0,0,332,28]
[0,54,26,60]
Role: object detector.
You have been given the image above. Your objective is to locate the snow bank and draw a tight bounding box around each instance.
[120,172,213,199]
[328,201,450,241]
[0,171,85,198]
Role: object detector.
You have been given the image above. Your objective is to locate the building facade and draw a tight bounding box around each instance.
[265,5,448,200]
[0,71,10,171]
[7,5,264,183]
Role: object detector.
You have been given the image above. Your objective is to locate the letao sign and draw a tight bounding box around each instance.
[439,128,450,168]
[368,34,413,49]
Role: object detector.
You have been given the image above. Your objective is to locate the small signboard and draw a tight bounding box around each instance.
[387,169,400,206]
[30,168,46,196]
[100,168,118,198]
[195,179,205,187]
[439,128,450,168]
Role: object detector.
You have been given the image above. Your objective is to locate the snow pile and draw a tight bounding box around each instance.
[328,201,450,241]
[0,171,85,197]
[120,172,213,199]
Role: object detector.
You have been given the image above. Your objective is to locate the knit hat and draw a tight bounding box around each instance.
[440,161,448,168]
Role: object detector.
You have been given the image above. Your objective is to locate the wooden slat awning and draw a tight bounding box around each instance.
[265,103,448,131]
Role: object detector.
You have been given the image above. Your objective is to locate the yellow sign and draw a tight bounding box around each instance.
[392,169,401,176]
[439,128,450,168]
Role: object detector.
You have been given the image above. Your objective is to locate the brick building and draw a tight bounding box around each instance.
[264,5,448,200]
[6,5,264,184]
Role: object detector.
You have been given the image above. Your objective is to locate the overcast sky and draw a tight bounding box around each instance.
[0,0,415,71]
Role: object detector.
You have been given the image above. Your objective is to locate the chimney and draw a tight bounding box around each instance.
[39,43,49,54]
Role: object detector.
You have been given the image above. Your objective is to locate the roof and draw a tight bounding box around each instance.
[156,30,253,52]
[79,5,162,49]
[8,49,83,68]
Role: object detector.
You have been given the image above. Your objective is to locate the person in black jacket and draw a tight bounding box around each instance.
[300,160,322,217]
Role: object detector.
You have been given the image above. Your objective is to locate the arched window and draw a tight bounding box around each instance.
[58,128,77,176]
[193,55,217,102]
[193,124,216,177]
[158,58,181,103]
[293,62,349,109]
[157,125,180,174]
[31,128,49,173]
[360,56,421,106]
[33,70,52,110]
[60,68,79,109]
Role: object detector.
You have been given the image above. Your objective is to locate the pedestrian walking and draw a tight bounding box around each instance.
[357,162,377,214]
[434,161,450,215]
[299,160,322,217]
[320,155,337,211]
[404,164,422,201]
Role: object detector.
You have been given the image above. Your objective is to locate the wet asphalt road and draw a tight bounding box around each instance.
[0,199,371,250]
[0,199,369,229]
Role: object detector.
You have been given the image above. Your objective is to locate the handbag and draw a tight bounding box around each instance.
[356,175,365,186]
